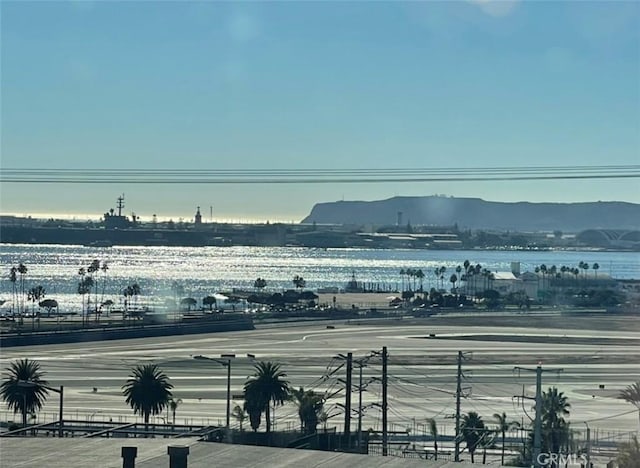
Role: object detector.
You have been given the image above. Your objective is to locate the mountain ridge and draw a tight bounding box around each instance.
[301,196,640,231]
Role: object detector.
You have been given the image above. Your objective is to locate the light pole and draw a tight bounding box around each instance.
[193,353,255,432]
[17,381,64,437]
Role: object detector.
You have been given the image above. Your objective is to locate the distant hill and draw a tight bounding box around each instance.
[301,196,640,231]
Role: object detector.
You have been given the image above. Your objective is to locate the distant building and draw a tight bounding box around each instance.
[194,206,202,228]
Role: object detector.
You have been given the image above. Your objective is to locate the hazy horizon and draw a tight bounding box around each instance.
[2,192,639,225]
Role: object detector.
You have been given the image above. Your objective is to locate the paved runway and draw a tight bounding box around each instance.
[1,315,639,440]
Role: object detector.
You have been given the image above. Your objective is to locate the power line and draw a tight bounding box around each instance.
[1,165,638,184]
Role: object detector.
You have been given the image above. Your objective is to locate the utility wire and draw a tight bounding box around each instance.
[1,165,637,184]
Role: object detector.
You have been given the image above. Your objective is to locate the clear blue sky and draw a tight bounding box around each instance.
[1,0,639,222]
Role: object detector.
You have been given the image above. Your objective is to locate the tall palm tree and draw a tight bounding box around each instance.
[8,266,17,316]
[87,259,101,315]
[541,387,571,456]
[17,263,28,316]
[77,268,92,326]
[493,412,520,465]
[130,283,141,308]
[0,359,50,428]
[168,397,183,425]
[122,364,173,434]
[428,418,439,460]
[243,361,290,433]
[291,387,324,434]
[539,264,548,290]
[415,269,425,292]
[619,381,640,428]
[27,285,45,331]
[461,411,485,463]
[100,261,109,306]
[592,263,599,280]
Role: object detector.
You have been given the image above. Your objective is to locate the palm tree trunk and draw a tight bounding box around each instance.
[144,412,149,437]
[434,440,438,460]
[265,404,271,433]
[470,451,475,463]
[502,432,505,465]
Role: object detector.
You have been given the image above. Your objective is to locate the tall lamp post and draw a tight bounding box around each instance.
[17,381,64,437]
[193,353,255,432]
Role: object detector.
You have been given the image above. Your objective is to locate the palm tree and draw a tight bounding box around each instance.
[461,411,485,463]
[592,263,599,280]
[415,269,425,292]
[450,274,458,292]
[539,264,548,290]
[8,266,17,316]
[407,268,416,291]
[291,387,324,434]
[122,364,173,434]
[168,397,183,425]
[493,412,520,465]
[130,283,141,308]
[0,359,50,428]
[428,418,439,460]
[231,404,247,432]
[100,262,109,307]
[87,259,101,315]
[27,285,45,331]
[17,263,28,316]
[243,361,290,433]
[541,387,571,457]
[617,435,640,468]
[619,381,640,428]
[77,268,90,326]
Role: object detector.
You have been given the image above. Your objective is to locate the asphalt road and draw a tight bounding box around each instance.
[1,315,639,442]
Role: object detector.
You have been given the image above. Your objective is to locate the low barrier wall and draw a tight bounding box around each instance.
[0,318,254,347]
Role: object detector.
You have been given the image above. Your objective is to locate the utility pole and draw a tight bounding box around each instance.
[514,364,563,468]
[455,351,463,462]
[344,352,353,445]
[584,422,591,468]
[357,363,363,450]
[454,351,474,461]
[382,346,388,456]
[534,366,542,467]
[225,360,231,430]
